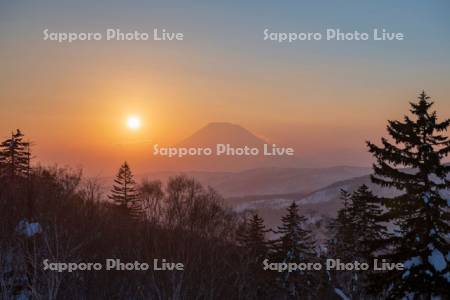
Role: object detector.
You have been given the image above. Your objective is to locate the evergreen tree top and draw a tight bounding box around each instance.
[365,91,450,298]
[367,91,449,191]
[274,201,315,255]
[0,129,31,179]
[109,161,138,209]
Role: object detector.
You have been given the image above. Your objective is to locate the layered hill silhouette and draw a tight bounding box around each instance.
[135,166,372,198]
[231,168,449,234]
[230,174,398,240]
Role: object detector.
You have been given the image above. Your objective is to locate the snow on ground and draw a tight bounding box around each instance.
[234,198,295,212]
[404,256,422,269]
[16,219,42,237]
[428,249,447,272]
[334,288,350,300]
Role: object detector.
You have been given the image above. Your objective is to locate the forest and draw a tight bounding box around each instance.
[0,92,449,299]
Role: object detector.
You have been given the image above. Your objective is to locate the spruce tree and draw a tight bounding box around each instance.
[109,162,141,219]
[238,214,269,261]
[273,202,317,299]
[349,185,385,263]
[327,189,354,262]
[237,214,272,298]
[367,91,450,298]
[0,129,30,180]
[349,185,386,299]
[328,189,362,299]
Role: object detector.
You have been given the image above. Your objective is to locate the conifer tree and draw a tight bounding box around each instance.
[349,185,385,263]
[350,185,386,298]
[327,189,360,299]
[367,91,450,298]
[0,129,30,180]
[273,202,317,299]
[327,189,353,262]
[109,162,141,219]
[329,186,385,299]
[237,213,272,298]
[238,213,270,261]
[0,130,35,298]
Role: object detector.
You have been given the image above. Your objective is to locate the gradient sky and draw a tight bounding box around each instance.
[1,0,449,175]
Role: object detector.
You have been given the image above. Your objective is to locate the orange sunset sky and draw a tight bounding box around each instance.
[1,1,449,176]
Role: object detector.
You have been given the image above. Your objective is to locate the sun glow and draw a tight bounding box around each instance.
[127,116,141,130]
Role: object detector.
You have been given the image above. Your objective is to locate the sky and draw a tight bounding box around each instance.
[0,0,449,175]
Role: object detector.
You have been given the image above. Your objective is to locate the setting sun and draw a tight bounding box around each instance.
[127,116,141,130]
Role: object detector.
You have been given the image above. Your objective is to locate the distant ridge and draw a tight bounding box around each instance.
[132,165,372,197]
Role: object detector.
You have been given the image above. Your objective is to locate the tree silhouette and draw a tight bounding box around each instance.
[273,202,317,299]
[367,91,450,298]
[348,185,385,264]
[238,214,269,259]
[327,189,353,262]
[109,162,140,219]
[0,129,30,180]
[237,214,272,298]
[330,185,385,298]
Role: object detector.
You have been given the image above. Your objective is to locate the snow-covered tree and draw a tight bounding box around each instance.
[367,91,450,298]
[273,202,317,299]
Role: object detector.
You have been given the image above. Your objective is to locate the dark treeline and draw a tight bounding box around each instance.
[0,91,449,300]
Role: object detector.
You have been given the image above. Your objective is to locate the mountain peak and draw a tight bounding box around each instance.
[202,122,255,131]
[178,122,267,147]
